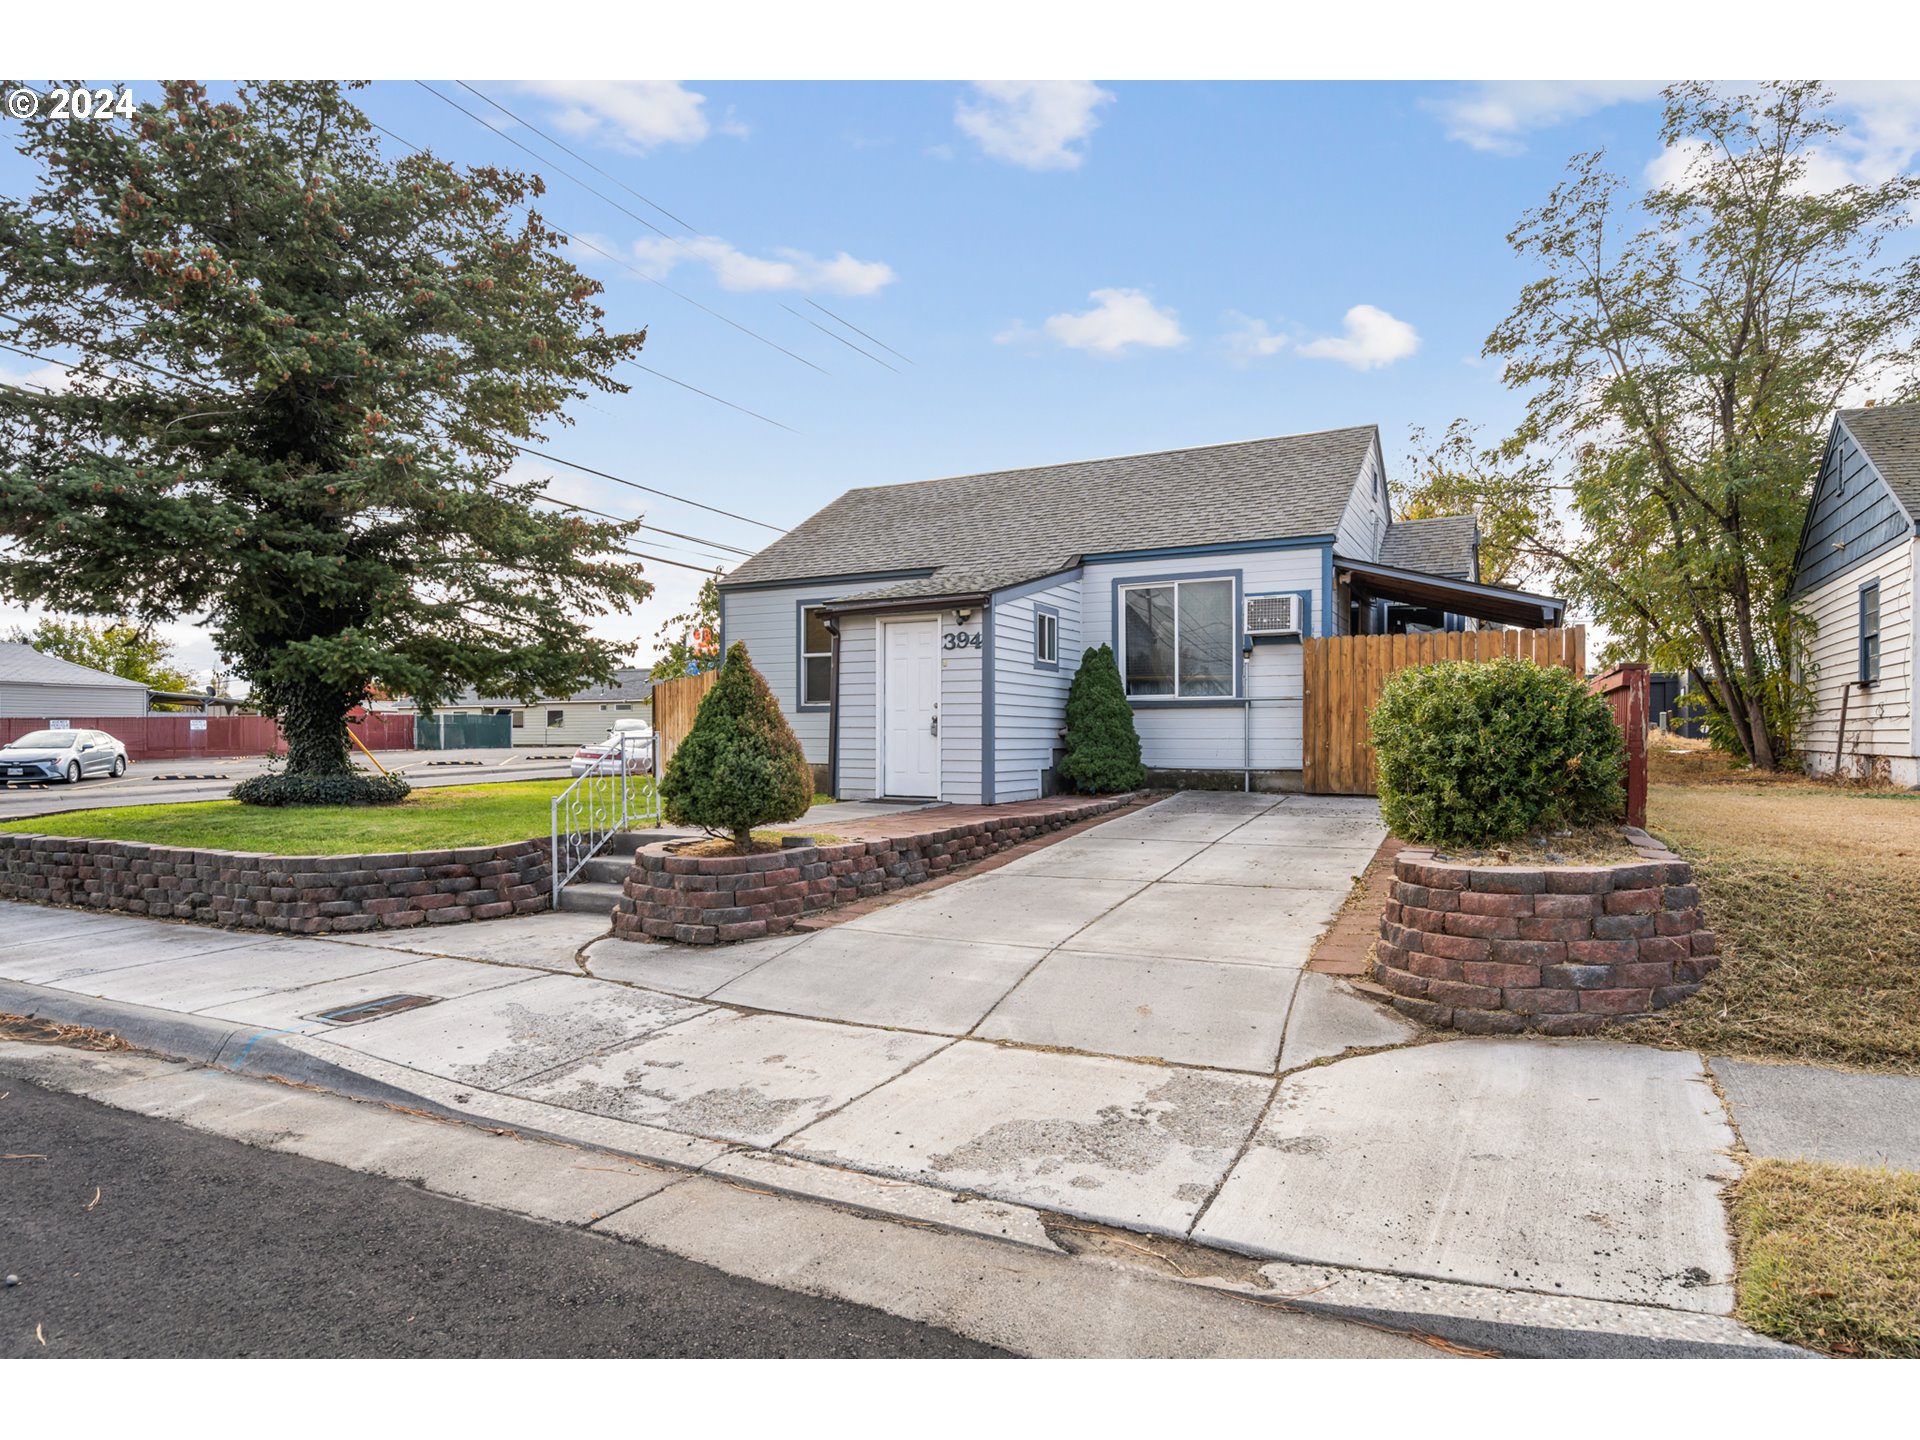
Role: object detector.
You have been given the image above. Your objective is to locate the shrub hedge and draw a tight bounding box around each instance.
[228,769,413,807]
[1057,644,1146,794]
[659,641,813,852]
[1370,657,1624,846]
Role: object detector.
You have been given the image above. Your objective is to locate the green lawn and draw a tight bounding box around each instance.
[0,779,652,855]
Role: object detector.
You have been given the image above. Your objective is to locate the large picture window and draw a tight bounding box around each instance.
[800,604,833,707]
[1120,578,1235,699]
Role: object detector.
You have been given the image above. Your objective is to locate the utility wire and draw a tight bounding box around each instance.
[780,303,898,373]
[456,82,697,234]
[806,298,914,366]
[411,83,830,379]
[0,338,790,536]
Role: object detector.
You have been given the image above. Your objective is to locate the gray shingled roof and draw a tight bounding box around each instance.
[1374,514,1479,580]
[1839,403,1920,518]
[391,666,655,710]
[0,642,148,690]
[722,426,1381,597]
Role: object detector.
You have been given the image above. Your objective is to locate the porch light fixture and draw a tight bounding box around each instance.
[955,606,973,622]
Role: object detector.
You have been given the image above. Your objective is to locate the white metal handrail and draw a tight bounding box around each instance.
[550,734,659,904]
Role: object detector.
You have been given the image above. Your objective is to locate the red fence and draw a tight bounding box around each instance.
[1587,663,1650,829]
[1,710,415,763]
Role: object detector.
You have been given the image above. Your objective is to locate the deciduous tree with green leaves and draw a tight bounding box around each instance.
[0,81,652,800]
[1403,82,1920,769]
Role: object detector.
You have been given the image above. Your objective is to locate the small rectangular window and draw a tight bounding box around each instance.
[1860,582,1881,685]
[546,709,564,728]
[511,709,525,729]
[1034,609,1059,667]
[800,604,833,707]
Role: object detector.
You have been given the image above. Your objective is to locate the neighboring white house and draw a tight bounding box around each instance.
[717,425,1565,801]
[1789,404,1920,787]
[0,642,152,719]
[381,667,655,749]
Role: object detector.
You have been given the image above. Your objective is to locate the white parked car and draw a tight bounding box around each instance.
[570,723,655,778]
[0,728,130,785]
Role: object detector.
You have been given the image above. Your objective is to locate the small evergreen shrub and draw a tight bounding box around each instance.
[660,641,813,852]
[229,769,412,807]
[1370,657,1625,847]
[1057,644,1146,794]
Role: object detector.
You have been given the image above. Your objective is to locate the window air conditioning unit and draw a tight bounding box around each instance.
[1244,594,1300,636]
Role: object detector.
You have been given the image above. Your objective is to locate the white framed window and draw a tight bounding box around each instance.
[800,604,833,708]
[1034,607,1059,668]
[1120,577,1235,699]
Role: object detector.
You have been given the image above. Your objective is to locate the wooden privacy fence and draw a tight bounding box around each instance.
[650,669,718,778]
[1302,626,1587,795]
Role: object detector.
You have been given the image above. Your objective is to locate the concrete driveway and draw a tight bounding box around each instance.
[0,790,1747,1322]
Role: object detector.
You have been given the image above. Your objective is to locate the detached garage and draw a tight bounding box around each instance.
[0,642,150,719]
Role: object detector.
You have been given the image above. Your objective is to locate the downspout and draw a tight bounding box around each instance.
[825,615,841,800]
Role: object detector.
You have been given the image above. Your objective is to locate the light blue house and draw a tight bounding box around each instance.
[718,425,1565,800]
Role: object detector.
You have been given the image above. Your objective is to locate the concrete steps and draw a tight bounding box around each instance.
[557,880,625,914]
[555,830,693,915]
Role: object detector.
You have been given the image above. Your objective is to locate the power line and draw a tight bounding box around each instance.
[456,82,696,235]
[624,359,798,433]
[780,303,898,373]
[513,444,787,533]
[410,82,830,379]
[0,338,789,538]
[806,298,914,366]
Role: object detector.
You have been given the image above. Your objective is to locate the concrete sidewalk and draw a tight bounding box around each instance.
[0,790,1788,1350]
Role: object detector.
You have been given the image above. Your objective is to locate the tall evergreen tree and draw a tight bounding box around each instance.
[0,81,652,798]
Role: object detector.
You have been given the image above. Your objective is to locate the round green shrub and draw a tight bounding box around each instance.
[229,770,412,807]
[1369,657,1625,847]
[1057,644,1146,794]
[659,641,814,852]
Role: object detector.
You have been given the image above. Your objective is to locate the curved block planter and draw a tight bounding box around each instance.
[614,795,1133,946]
[1375,835,1718,1036]
[0,832,550,934]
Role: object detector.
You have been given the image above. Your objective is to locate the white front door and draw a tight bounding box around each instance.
[883,618,940,797]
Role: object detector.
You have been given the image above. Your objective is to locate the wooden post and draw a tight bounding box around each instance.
[1587,662,1649,829]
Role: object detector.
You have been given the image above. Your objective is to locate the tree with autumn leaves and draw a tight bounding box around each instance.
[0,81,652,800]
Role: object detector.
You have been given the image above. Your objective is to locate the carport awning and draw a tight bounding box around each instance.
[1336,557,1566,628]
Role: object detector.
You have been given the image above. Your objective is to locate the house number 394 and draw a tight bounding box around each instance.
[942,631,982,651]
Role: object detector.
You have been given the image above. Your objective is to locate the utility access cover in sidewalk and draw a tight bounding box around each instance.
[312,994,440,1025]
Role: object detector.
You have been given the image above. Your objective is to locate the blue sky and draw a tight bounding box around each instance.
[7,79,1920,676]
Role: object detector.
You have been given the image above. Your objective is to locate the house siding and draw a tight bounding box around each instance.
[1080,544,1324,776]
[718,579,892,766]
[1333,439,1389,563]
[836,614,878,799]
[991,575,1083,802]
[1792,422,1915,596]
[1798,538,1917,782]
[0,681,150,719]
[939,610,985,804]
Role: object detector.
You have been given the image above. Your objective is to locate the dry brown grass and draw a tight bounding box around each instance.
[1628,781,1920,1069]
[1731,1158,1920,1357]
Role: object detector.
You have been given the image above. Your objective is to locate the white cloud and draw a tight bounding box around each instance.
[0,359,74,394]
[1222,312,1289,362]
[629,235,896,297]
[955,81,1114,171]
[513,81,721,153]
[1646,83,1920,193]
[999,288,1185,356]
[1426,81,1665,155]
[1296,305,1421,371]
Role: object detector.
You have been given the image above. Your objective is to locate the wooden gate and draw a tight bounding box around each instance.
[650,669,718,778]
[1303,626,1586,795]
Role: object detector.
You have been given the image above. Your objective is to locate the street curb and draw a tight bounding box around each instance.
[0,979,492,1125]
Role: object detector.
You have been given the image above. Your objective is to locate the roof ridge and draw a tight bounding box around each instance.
[837,423,1380,497]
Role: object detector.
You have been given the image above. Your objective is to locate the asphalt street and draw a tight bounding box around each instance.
[0,1072,1006,1358]
[0,746,574,821]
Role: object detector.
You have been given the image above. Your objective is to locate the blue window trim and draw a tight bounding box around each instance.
[795,598,835,711]
[1245,589,1313,646]
[1033,604,1061,670]
[1859,578,1881,686]
[1109,569,1245,706]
